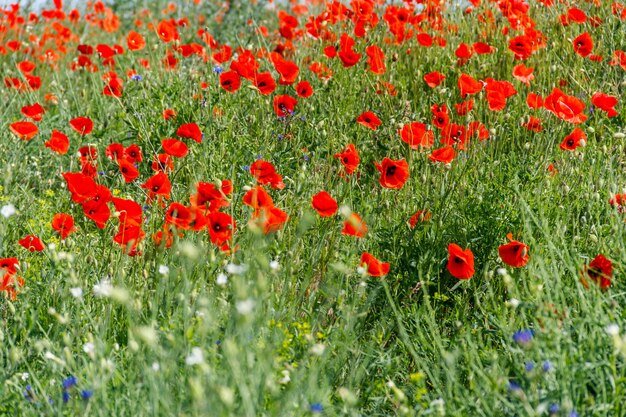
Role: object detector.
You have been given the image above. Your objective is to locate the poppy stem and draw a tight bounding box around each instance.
[450,280,463,291]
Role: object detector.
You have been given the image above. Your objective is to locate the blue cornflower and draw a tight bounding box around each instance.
[131,74,143,81]
[241,165,250,171]
[62,376,77,390]
[524,361,535,372]
[23,385,34,402]
[303,155,309,161]
[62,391,70,403]
[512,329,534,346]
[507,381,522,392]
[542,360,553,372]
[569,411,579,417]
[548,403,559,414]
[213,66,224,74]
[81,390,93,400]
[310,403,323,413]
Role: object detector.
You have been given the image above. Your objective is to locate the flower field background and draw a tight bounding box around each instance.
[1,0,626,415]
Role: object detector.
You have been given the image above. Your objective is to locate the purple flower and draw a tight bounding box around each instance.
[62,376,77,390]
[524,361,534,372]
[512,329,534,346]
[542,360,553,372]
[310,403,323,413]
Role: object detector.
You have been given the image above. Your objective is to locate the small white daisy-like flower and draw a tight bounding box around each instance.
[185,347,204,366]
[236,299,255,315]
[216,273,228,286]
[21,372,29,381]
[83,342,95,354]
[70,287,83,298]
[93,279,112,297]
[1,204,16,218]
[225,263,248,274]
[606,324,620,336]
[158,265,169,275]
[152,362,160,372]
[269,260,280,270]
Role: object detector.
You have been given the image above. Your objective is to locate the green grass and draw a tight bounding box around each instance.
[1,0,626,415]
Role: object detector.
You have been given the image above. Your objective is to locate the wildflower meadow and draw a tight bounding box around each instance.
[1,0,626,415]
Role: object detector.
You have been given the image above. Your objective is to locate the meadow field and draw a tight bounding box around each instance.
[1,0,625,415]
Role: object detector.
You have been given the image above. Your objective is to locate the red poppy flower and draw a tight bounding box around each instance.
[271,52,300,85]
[19,235,45,252]
[69,117,93,135]
[51,213,76,239]
[295,81,313,98]
[273,95,298,117]
[141,172,171,201]
[581,254,613,289]
[458,73,483,97]
[408,210,432,228]
[193,181,231,212]
[484,79,517,112]
[399,122,434,150]
[103,77,123,97]
[162,109,177,120]
[455,99,474,116]
[512,64,534,86]
[257,206,289,234]
[360,252,390,277]
[45,130,70,154]
[526,93,543,109]
[243,186,274,211]
[82,199,111,229]
[250,160,285,190]
[342,213,368,238]
[473,42,494,55]
[498,234,529,267]
[10,121,38,140]
[365,45,386,74]
[0,258,19,275]
[106,143,124,161]
[334,143,360,175]
[522,116,543,132]
[157,20,178,43]
[311,191,338,217]
[591,92,619,118]
[165,202,192,229]
[559,128,586,151]
[177,123,202,143]
[253,72,276,95]
[124,144,143,164]
[428,146,456,163]
[356,111,381,130]
[63,172,97,203]
[544,88,587,124]
[447,243,474,280]
[338,33,361,68]
[431,104,449,129]
[374,158,410,189]
[21,102,45,121]
[117,158,139,183]
[207,211,236,247]
[161,138,189,158]
[508,35,533,60]
[126,30,145,51]
[423,71,446,88]
[1,272,24,301]
[573,32,593,57]
[219,71,241,93]
[112,197,143,227]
